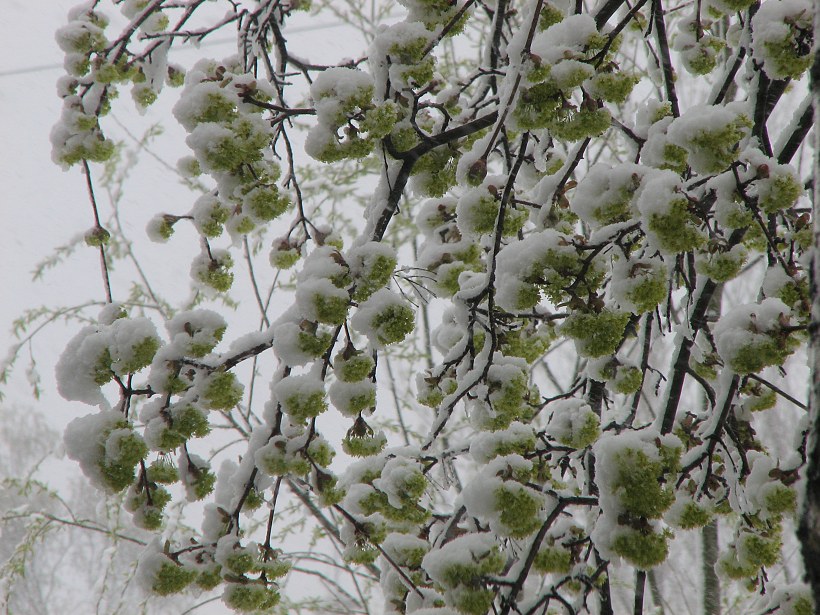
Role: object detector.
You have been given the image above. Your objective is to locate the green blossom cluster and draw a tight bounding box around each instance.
[647,198,705,253]
[412,146,460,197]
[169,62,293,242]
[757,170,803,214]
[720,529,782,579]
[334,350,375,382]
[152,561,198,596]
[513,242,605,310]
[459,191,528,238]
[586,71,639,104]
[673,501,712,529]
[432,244,483,296]
[282,388,328,422]
[369,303,416,346]
[681,35,726,75]
[725,332,799,375]
[561,310,630,358]
[223,583,280,613]
[343,430,388,457]
[203,371,244,410]
[611,528,672,569]
[538,2,565,29]
[147,460,178,484]
[100,426,148,492]
[485,368,536,429]
[126,483,171,530]
[196,251,235,292]
[309,69,399,163]
[186,464,216,500]
[389,36,435,87]
[159,404,211,450]
[270,242,301,269]
[674,114,751,174]
[612,447,677,518]
[500,324,555,363]
[494,483,544,537]
[258,439,311,477]
[437,547,505,615]
[533,546,572,574]
[353,253,397,301]
[619,261,667,314]
[558,410,601,449]
[53,10,168,166]
[697,246,746,282]
[359,467,429,523]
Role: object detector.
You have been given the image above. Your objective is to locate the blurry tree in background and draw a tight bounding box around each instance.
[3,0,818,613]
[0,406,197,614]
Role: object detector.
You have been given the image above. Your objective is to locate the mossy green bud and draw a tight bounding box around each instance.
[270,244,300,269]
[152,562,197,596]
[334,350,375,382]
[203,371,244,410]
[223,584,280,612]
[764,485,796,515]
[370,304,415,345]
[533,546,572,574]
[674,502,712,529]
[561,310,630,358]
[612,448,675,518]
[495,484,543,538]
[611,528,670,569]
[147,460,179,484]
[647,198,705,253]
[85,226,111,247]
[133,84,158,108]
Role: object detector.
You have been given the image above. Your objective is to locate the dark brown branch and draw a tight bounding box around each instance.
[634,570,646,615]
[82,160,113,304]
[498,503,566,615]
[747,373,808,410]
[776,100,813,164]
[595,0,629,28]
[652,0,680,117]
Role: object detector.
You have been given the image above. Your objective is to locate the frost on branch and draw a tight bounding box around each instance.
[45,0,816,612]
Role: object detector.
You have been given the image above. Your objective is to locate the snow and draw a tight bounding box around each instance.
[421,532,499,587]
[469,422,536,464]
[372,456,424,509]
[329,379,377,417]
[350,288,412,347]
[531,14,599,64]
[750,0,814,80]
[571,162,644,226]
[56,325,110,404]
[64,409,123,489]
[666,104,751,174]
[135,538,166,593]
[713,298,792,369]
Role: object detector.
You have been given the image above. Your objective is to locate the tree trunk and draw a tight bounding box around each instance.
[799,20,820,608]
[702,521,721,615]
[648,570,665,614]
[703,289,722,615]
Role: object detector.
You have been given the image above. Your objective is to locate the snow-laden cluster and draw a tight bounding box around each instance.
[165,57,290,248]
[51,2,183,168]
[305,67,399,162]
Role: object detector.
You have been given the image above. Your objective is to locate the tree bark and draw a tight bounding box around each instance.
[799,18,820,608]
[702,521,721,615]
